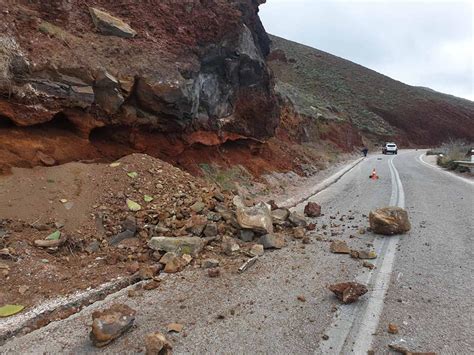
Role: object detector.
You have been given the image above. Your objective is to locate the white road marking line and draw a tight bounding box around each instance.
[418,154,474,186]
[317,156,404,354]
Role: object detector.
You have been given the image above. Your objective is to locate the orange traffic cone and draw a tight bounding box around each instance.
[369,169,379,180]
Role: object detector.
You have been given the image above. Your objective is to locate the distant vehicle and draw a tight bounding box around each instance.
[382,143,398,155]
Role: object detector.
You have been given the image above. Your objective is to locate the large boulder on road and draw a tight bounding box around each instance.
[369,207,411,235]
[234,197,273,234]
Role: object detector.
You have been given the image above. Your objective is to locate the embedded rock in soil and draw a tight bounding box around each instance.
[328,282,368,304]
[145,332,173,355]
[202,258,219,269]
[90,304,136,347]
[239,229,255,242]
[148,237,205,256]
[304,202,321,217]
[369,207,411,235]
[89,7,137,38]
[330,240,351,254]
[259,234,285,249]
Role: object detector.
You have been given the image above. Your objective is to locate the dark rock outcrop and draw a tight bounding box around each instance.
[0,1,279,145]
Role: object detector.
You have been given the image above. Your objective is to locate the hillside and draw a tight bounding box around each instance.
[268,35,474,146]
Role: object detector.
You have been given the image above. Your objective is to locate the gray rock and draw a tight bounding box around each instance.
[271,208,290,225]
[89,7,137,38]
[222,236,240,255]
[259,234,286,249]
[289,212,308,228]
[148,236,205,256]
[110,216,137,245]
[93,70,124,114]
[202,258,220,268]
[239,229,255,242]
[190,201,206,213]
[203,223,218,238]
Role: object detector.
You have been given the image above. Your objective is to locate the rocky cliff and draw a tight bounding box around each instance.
[0,0,278,147]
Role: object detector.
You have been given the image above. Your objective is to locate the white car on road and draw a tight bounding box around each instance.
[382,143,398,155]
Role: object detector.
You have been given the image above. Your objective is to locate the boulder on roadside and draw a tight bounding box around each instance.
[89,7,137,38]
[90,304,136,347]
[288,212,308,227]
[328,282,368,304]
[234,197,273,234]
[330,240,351,254]
[369,207,411,235]
[145,332,172,355]
[148,236,205,256]
[259,234,285,249]
[304,202,321,217]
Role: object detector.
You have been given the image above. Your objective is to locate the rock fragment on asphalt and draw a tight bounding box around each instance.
[288,212,307,227]
[351,249,377,259]
[304,202,321,217]
[234,197,273,234]
[145,332,172,355]
[328,282,368,304]
[90,304,136,347]
[259,234,285,249]
[330,240,351,254]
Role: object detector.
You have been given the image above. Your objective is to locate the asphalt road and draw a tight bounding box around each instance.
[1,150,473,354]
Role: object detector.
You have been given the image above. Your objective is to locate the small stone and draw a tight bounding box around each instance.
[190,201,206,213]
[259,234,285,249]
[330,240,351,254]
[126,261,140,274]
[293,227,306,239]
[271,208,290,224]
[306,223,317,231]
[167,323,183,333]
[239,229,255,242]
[250,244,264,256]
[18,285,29,295]
[358,227,366,235]
[145,332,172,355]
[350,249,377,260]
[36,151,56,166]
[222,236,240,255]
[302,235,311,244]
[90,304,136,347]
[203,223,218,238]
[143,280,161,291]
[328,282,368,304]
[208,268,220,278]
[138,265,155,280]
[362,261,376,270]
[148,237,205,256]
[267,200,279,210]
[297,295,306,302]
[304,202,321,217]
[202,259,220,268]
[322,334,329,340]
[388,323,399,334]
[288,212,307,227]
[163,255,188,274]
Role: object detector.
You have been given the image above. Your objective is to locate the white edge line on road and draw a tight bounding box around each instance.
[317,156,404,354]
[348,157,404,353]
[418,153,474,186]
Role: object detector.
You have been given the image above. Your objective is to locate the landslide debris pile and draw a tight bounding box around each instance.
[268,35,474,145]
[0,154,312,322]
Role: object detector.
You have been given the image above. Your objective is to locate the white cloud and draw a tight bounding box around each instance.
[260,0,473,100]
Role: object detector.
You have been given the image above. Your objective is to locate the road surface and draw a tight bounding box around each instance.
[1,150,473,354]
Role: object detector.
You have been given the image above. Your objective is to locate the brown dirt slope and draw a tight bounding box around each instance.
[268,35,474,146]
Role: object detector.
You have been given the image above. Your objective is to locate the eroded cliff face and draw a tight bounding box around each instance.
[0,0,278,149]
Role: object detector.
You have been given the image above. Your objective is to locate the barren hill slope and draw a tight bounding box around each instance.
[268,35,474,146]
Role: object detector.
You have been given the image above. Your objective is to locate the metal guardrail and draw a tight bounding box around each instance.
[454,161,474,167]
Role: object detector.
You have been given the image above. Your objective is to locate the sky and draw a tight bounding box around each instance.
[260,0,474,101]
